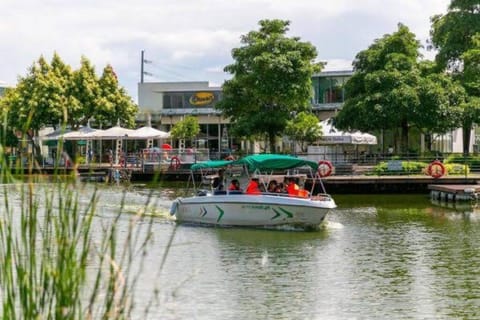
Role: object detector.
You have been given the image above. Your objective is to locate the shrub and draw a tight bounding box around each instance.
[444,163,470,175]
[371,161,428,175]
[444,154,480,171]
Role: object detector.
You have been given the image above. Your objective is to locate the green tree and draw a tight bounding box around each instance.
[430,0,480,154]
[96,65,138,128]
[50,52,75,127]
[461,34,480,97]
[285,111,322,152]
[0,53,139,159]
[414,63,465,150]
[2,55,138,131]
[335,24,463,153]
[9,57,62,132]
[1,55,67,156]
[170,115,200,147]
[459,34,480,153]
[69,56,102,129]
[217,19,322,153]
[430,0,480,72]
[0,88,20,148]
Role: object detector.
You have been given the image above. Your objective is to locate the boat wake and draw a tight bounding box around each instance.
[324,220,344,229]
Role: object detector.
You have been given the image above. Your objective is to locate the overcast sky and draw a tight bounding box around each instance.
[1,0,451,102]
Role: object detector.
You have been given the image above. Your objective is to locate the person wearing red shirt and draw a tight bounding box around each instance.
[245,178,261,195]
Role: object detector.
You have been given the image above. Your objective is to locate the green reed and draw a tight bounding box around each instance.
[0,149,159,319]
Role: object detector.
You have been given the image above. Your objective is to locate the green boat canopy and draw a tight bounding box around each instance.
[190,154,318,171]
[190,160,234,170]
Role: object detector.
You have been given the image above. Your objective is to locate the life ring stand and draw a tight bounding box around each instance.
[317,160,333,177]
[170,156,181,170]
[427,160,445,179]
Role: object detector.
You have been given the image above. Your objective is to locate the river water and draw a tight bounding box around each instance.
[8,183,480,319]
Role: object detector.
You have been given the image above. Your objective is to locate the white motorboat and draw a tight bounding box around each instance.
[169,154,337,231]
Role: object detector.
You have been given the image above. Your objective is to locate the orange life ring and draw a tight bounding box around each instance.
[427,160,445,179]
[170,156,181,170]
[317,160,333,177]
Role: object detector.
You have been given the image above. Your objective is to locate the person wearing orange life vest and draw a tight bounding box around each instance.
[228,179,241,191]
[286,177,300,196]
[245,178,261,195]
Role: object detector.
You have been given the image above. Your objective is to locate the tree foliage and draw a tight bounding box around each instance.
[430,1,480,154]
[0,53,138,142]
[1,55,66,137]
[170,115,200,142]
[96,65,138,128]
[216,19,322,153]
[430,0,480,72]
[461,34,480,96]
[335,23,464,153]
[285,111,322,152]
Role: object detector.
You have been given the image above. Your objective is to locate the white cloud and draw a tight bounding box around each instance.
[0,0,451,101]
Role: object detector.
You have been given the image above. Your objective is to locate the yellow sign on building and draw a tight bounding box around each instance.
[189,92,215,106]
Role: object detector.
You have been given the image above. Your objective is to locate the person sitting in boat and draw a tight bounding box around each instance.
[286,177,309,197]
[245,178,261,195]
[212,169,225,191]
[286,177,300,196]
[267,180,278,193]
[228,179,241,191]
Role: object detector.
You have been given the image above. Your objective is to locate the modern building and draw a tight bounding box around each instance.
[0,83,9,98]
[311,70,352,114]
[137,70,474,156]
[138,81,227,155]
[137,71,353,155]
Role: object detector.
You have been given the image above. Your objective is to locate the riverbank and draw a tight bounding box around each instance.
[14,163,480,194]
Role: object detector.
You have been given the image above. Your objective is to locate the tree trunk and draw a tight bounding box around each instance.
[269,133,276,154]
[28,131,42,168]
[400,119,409,155]
[463,123,472,156]
[425,133,432,152]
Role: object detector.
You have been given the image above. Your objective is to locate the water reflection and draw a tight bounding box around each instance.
[213,229,331,319]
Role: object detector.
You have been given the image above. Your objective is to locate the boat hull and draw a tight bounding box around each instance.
[170,194,336,230]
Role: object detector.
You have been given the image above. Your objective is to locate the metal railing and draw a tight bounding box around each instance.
[297,152,480,178]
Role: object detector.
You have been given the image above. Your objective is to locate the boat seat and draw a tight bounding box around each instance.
[197,189,209,196]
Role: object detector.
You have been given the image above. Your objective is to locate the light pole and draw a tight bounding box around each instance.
[124,134,128,168]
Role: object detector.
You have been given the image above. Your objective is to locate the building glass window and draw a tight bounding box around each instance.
[317,77,346,104]
[311,74,351,105]
[163,93,185,109]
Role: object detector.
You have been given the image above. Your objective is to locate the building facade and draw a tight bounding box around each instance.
[137,70,472,156]
[137,71,353,155]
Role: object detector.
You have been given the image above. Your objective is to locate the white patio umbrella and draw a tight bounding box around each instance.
[87,125,136,140]
[83,126,136,165]
[318,118,377,145]
[128,126,170,139]
[61,126,104,140]
[41,128,71,140]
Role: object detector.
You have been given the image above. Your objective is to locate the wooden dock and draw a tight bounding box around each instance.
[429,184,480,201]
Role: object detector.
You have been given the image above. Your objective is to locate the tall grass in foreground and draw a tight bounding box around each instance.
[0,149,162,319]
